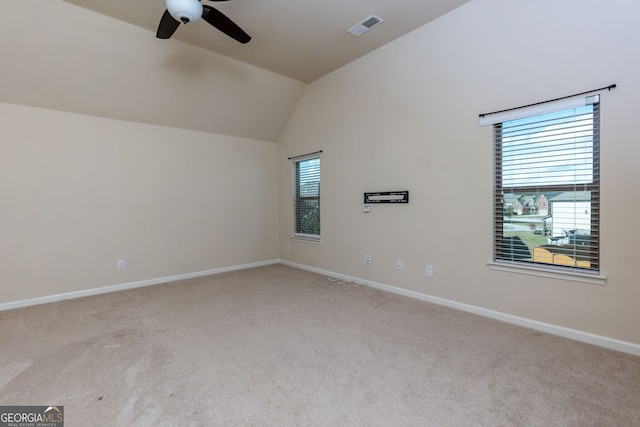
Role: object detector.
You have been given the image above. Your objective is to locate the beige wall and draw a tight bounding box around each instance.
[0,102,278,303]
[0,0,294,304]
[278,0,640,344]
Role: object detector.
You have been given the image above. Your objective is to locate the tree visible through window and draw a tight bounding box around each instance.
[492,96,600,272]
[293,155,320,238]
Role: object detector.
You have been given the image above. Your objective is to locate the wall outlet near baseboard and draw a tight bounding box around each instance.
[365,255,371,264]
[426,265,433,277]
[117,260,125,270]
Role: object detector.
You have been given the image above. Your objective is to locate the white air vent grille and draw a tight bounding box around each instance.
[347,15,383,37]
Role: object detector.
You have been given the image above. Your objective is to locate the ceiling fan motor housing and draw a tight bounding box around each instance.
[166,0,203,24]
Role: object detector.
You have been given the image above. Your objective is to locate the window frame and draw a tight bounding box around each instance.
[485,95,605,284]
[292,154,321,241]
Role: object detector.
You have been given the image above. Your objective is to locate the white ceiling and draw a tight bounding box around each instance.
[62,0,471,83]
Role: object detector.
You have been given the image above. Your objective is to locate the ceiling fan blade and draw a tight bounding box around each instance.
[156,9,180,39]
[202,5,251,44]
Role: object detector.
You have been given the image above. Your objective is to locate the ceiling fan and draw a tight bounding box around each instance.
[156,0,251,44]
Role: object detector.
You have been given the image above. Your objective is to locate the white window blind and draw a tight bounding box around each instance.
[292,154,320,239]
[492,95,600,273]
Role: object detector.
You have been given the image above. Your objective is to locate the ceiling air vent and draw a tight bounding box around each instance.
[347,15,384,37]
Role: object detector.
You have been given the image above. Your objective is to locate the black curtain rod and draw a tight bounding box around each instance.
[288,150,323,160]
[479,84,616,118]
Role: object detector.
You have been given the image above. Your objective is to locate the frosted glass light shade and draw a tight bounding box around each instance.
[166,0,203,23]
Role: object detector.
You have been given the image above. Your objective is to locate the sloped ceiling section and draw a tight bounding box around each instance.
[63,0,472,83]
[0,0,306,142]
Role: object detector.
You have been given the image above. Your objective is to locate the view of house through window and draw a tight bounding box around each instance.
[493,97,600,272]
[293,155,320,239]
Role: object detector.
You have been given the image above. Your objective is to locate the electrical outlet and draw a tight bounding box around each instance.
[286,243,291,251]
[365,255,371,264]
[426,265,433,277]
[396,260,404,271]
[117,259,125,270]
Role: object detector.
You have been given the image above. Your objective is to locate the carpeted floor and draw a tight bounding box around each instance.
[1,264,639,426]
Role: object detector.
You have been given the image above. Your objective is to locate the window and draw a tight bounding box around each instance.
[292,154,320,239]
[488,95,600,273]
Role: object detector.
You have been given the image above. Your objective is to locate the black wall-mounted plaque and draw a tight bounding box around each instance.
[364,191,409,204]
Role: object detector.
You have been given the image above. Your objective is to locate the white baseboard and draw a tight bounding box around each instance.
[280,260,640,357]
[0,259,279,312]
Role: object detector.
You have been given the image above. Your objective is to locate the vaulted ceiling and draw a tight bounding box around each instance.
[2,0,472,142]
[63,0,472,83]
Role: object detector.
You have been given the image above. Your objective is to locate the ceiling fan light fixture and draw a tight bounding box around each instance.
[156,0,251,43]
[166,0,203,24]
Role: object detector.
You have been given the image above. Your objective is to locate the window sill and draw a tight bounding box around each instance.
[290,235,322,244]
[487,261,606,286]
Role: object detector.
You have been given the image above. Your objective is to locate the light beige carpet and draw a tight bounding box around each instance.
[1,264,639,426]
